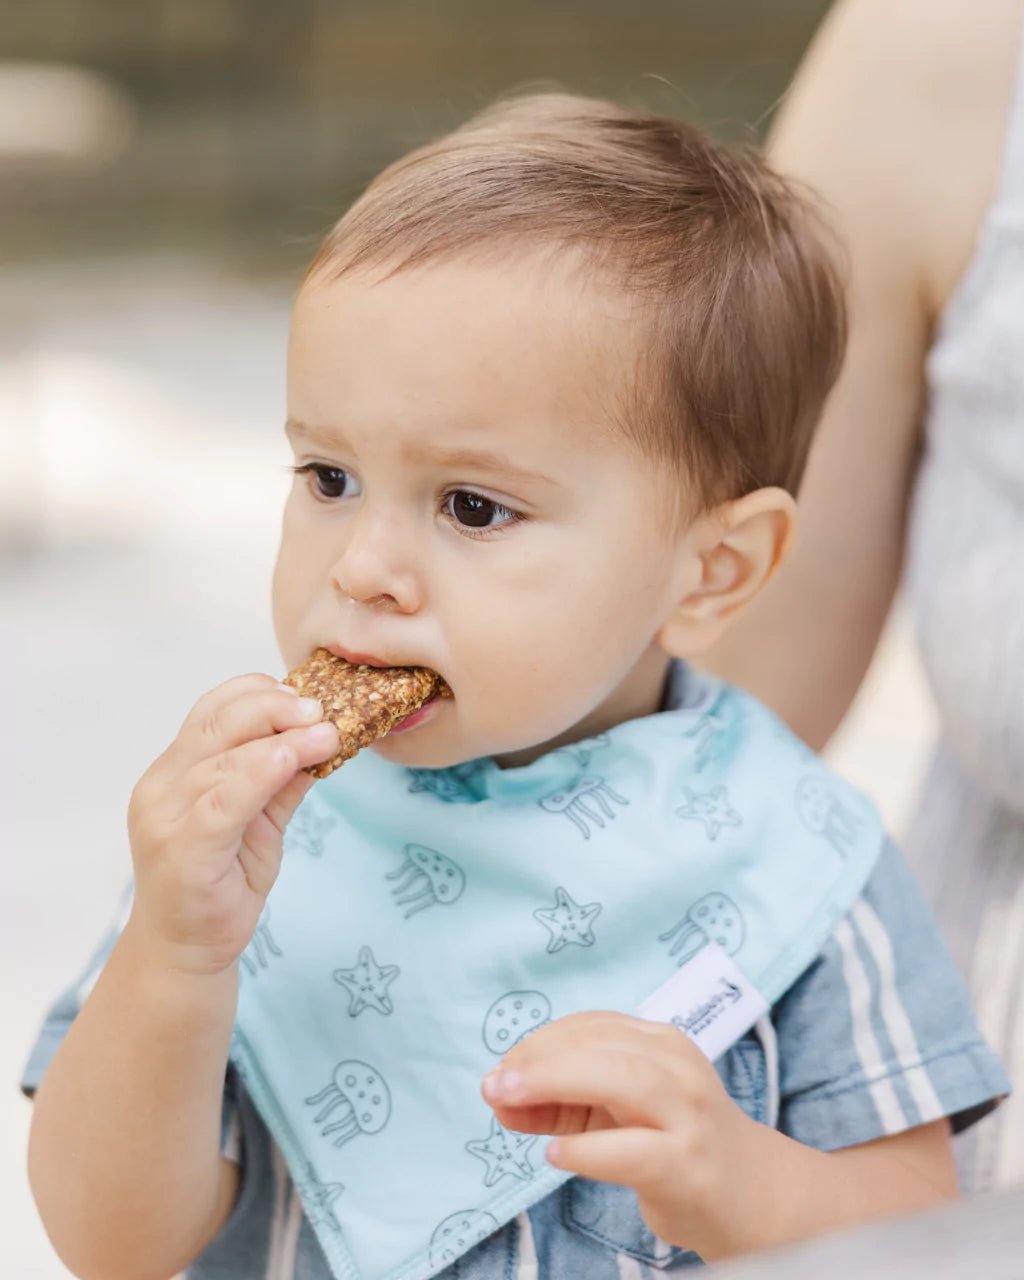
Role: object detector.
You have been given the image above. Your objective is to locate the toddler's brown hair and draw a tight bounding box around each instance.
[307,92,846,511]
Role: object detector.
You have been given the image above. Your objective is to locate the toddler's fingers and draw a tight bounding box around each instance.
[154,673,286,780]
[482,1045,682,1131]
[266,769,317,838]
[184,722,338,850]
[488,1100,597,1136]
[180,673,284,732]
[171,683,322,773]
[235,772,317,898]
[546,1127,671,1192]
[503,1011,668,1061]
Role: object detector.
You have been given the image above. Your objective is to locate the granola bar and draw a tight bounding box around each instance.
[284,648,448,778]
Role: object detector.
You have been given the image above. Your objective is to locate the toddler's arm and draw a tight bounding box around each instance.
[28,674,338,1280]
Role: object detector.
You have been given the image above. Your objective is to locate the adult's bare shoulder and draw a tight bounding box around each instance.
[788,0,1022,120]
[906,0,1024,308]
[706,0,1024,742]
[774,0,1024,315]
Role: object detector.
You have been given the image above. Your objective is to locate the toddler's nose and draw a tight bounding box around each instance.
[329,509,422,614]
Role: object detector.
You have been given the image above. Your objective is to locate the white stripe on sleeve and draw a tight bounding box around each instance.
[834,918,907,1134]
[616,1252,649,1280]
[514,1211,538,1280]
[281,1189,302,1278]
[851,899,944,1125]
[266,1144,298,1280]
[754,1014,780,1129]
[222,1103,242,1164]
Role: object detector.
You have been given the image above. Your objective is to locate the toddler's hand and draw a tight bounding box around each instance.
[125,673,338,975]
[481,1011,770,1260]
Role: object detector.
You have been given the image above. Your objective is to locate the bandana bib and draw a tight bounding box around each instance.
[230,667,884,1280]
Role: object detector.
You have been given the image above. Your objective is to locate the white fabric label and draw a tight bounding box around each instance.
[637,942,769,1062]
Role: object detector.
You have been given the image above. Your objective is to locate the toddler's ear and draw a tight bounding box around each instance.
[658,487,795,658]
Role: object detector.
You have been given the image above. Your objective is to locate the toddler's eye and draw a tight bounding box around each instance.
[444,490,518,531]
[294,463,360,501]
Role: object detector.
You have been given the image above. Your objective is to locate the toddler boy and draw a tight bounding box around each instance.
[24,94,1007,1280]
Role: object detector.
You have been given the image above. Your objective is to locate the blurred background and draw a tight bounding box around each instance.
[2,3,938,1275]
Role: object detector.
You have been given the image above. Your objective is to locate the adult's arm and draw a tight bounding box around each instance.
[706,0,1021,749]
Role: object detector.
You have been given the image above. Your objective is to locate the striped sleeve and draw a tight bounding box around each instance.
[773,841,1011,1149]
[20,884,243,1165]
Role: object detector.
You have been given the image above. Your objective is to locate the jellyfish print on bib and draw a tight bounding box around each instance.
[795,777,863,857]
[386,844,466,919]
[553,734,611,769]
[482,991,552,1054]
[305,1060,391,1148]
[429,1210,500,1271]
[407,763,486,803]
[659,893,745,966]
[539,774,628,839]
[240,905,283,977]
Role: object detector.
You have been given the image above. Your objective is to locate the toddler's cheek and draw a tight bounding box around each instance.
[473,682,582,749]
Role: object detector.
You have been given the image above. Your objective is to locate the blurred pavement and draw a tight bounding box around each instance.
[1,258,939,1278]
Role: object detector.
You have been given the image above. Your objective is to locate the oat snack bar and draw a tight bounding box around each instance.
[284,647,449,778]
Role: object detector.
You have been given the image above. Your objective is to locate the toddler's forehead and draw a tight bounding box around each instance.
[292,253,645,436]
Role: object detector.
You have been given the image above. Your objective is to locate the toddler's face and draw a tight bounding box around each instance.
[273,254,696,768]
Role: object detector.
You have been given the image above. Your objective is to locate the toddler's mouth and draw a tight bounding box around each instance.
[324,643,453,705]
[284,648,448,778]
[390,690,446,733]
[327,644,398,668]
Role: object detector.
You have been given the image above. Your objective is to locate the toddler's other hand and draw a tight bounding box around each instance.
[125,673,338,975]
[481,1011,771,1260]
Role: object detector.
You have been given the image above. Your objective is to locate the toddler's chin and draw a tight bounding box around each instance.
[369,698,577,771]
[371,722,570,773]
[370,725,477,771]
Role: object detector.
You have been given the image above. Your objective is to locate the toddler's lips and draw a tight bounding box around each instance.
[324,643,451,700]
[326,644,394,668]
[390,692,445,734]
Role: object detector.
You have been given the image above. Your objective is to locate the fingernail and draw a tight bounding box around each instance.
[276,682,299,695]
[305,721,337,745]
[483,1070,522,1102]
[297,697,323,721]
[546,1139,562,1165]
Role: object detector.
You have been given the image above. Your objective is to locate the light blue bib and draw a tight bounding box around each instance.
[230,667,884,1280]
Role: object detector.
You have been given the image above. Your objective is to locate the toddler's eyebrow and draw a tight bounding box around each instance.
[285,418,560,489]
[408,444,559,489]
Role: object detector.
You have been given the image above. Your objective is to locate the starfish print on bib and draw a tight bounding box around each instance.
[287,804,337,858]
[533,886,602,954]
[333,945,400,1016]
[297,1163,344,1232]
[675,785,743,840]
[465,1116,537,1187]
